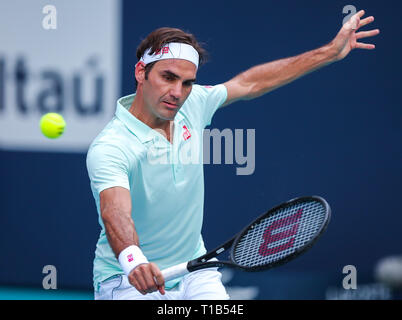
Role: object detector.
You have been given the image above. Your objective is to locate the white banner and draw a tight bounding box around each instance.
[0,0,121,152]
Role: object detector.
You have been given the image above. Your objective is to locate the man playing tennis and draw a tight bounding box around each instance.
[87,10,379,299]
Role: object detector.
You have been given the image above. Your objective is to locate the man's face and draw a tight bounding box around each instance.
[140,59,197,121]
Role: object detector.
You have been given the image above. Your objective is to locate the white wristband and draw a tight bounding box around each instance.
[118,245,149,276]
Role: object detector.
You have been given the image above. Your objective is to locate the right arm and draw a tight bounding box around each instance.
[100,186,165,295]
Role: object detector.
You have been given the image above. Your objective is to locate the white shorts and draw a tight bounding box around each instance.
[94,267,230,300]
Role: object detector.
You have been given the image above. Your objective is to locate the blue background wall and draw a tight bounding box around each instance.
[1,0,401,299]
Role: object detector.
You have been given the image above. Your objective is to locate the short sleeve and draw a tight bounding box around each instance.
[86,143,130,195]
[182,84,228,128]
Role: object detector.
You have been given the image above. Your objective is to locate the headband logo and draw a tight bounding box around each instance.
[155,47,169,55]
[139,42,199,69]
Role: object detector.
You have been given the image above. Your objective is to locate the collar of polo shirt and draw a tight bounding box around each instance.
[116,93,185,145]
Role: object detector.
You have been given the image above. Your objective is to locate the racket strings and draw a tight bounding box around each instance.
[233,200,327,268]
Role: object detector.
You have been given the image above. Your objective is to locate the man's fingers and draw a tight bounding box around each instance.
[356,29,380,40]
[346,12,374,32]
[131,264,160,294]
[356,42,376,50]
[357,10,365,19]
[150,263,166,295]
[128,263,166,295]
[132,263,165,295]
[344,12,361,31]
[359,16,375,29]
[129,269,148,295]
[135,264,159,294]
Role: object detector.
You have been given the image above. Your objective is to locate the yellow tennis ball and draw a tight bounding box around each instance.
[40,113,66,139]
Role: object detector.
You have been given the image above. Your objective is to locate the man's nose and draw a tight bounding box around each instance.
[169,82,182,101]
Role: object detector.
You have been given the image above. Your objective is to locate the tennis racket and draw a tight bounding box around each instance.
[161,195,331,282]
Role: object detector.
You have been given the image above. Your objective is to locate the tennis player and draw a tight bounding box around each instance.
[87,10,379,300]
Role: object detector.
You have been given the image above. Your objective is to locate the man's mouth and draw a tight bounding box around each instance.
[162,101,179,109]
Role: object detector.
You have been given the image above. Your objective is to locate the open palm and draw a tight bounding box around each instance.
[333,10,380,61]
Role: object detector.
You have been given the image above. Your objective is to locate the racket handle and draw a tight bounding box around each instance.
[161,262,189,282]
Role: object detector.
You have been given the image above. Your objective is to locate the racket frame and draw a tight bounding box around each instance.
[162,195,331,281]
[229,195,331,272]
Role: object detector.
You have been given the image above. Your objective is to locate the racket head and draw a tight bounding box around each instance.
[230,195,331,271]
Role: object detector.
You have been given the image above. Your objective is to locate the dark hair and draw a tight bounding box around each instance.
[135,27,208,88]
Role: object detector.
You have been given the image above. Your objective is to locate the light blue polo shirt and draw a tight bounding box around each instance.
[86,84,227,291]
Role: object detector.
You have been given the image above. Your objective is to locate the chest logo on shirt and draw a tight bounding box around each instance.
[182,125,191,141]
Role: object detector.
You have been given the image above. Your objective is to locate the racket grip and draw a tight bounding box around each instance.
[161,262,189,282]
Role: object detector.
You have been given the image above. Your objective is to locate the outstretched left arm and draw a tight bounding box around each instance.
[221,10,380,107]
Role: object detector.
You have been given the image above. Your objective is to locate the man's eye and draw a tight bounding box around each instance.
[163,75,174,81]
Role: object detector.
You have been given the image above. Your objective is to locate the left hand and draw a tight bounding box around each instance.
[332,10,380,61]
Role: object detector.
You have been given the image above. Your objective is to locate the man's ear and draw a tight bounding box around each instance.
[135,61,146,85]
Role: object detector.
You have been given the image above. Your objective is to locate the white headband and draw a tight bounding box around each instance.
[139,42,199,69]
